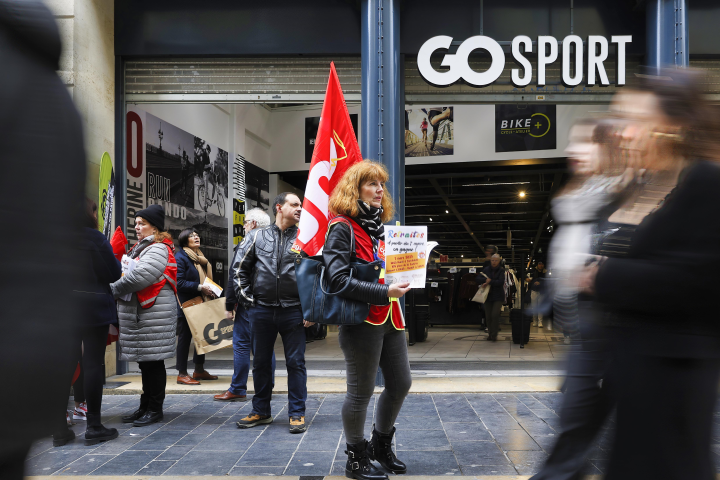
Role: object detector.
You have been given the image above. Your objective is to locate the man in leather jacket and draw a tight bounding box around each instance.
[232,193,312,434]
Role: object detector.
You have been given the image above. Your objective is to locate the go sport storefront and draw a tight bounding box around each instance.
[114,0,720,370]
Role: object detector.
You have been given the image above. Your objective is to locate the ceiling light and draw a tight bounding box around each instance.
[445,210,449,213]
[429,218,433,221]
[519,191,526,198]
[461,254,464,257]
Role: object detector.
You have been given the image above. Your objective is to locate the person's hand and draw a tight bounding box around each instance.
[578,262,600,295]
[484,279,491,285]
[388,282,412,298]
[303,320,315,328]
[534,281,540,286]
[200,285,214,296]
[225,310,234,320]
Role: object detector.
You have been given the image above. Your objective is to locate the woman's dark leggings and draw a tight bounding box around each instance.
[339,321,412,445]
[176,314,205,374]
[138,360,167,412]
[69,325,109,415]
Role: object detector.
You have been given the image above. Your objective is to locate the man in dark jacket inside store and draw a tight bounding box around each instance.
[480,254,506,341]
[232,193,313,434]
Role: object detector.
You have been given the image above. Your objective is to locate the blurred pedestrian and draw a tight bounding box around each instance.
[582,69,720,480]
[175,228,218,386]
[480,254,505,342]
[529,261,547,327]
[65,199,122,445]
[110,205,177,428]
[0,0,88,475]
[215,208,275,402]
[324,161,412,480]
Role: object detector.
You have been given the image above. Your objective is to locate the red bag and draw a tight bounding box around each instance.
[109,226,128,261]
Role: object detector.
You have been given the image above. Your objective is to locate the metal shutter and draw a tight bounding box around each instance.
[125,57,361,103]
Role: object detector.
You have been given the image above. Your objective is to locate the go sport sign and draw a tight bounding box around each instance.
[417,35,632,87]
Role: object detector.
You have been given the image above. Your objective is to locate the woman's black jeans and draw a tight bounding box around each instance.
[339,321,412,445]
[176,313,205,374]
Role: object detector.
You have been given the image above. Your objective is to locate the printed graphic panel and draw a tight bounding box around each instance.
[405,106,454,158]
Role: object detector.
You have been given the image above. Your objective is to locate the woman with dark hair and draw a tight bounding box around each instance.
[174,227,218,385]
[323,160,412,480]
[110,204,177,427]
[60,199,121,445]
[580,69,720,480]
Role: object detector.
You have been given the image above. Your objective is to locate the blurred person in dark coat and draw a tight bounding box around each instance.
[0,0,87,477]
[580,69,720,480]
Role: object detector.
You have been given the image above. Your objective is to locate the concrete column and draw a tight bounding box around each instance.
[647,0,688,70]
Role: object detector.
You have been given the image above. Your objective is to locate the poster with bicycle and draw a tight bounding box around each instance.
[126,106,230,290]
[404,106,454,157]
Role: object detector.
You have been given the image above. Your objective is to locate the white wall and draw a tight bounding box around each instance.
[404,104,608,166]
[140,103,231,152]
[269,105,362,172]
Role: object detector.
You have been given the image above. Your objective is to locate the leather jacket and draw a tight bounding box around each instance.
[322,221,390,306]
[233,224,300,308]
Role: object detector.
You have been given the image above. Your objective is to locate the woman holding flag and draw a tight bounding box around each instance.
[323,160,412,480]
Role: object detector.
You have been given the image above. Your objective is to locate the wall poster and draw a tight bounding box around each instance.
[126,106,230,290]
[404,106,454,157]
[243,159,270,213]
[495,104,557,153]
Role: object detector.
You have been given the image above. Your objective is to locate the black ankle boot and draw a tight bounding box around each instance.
[53,426,75,447]
[85,413,119,446]
[133,410,163,427]
[121,406,147,424]
[368,425,407,474]
[345,441,387,480]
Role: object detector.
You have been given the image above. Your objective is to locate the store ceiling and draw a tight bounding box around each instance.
[278,159,567,270]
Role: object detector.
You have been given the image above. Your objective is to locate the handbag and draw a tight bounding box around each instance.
[295,218,382,325]
[471,273,490,303]
[181,296,203,309]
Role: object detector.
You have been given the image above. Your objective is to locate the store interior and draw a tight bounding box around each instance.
[127,100,598,373]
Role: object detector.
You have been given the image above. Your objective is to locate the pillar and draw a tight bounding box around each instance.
[646,0,688,70]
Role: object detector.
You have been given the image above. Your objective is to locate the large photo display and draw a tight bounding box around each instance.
[126,106,230,290]
[404,106,454,157]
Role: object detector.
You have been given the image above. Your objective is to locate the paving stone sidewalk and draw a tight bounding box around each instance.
[26,393,720,476]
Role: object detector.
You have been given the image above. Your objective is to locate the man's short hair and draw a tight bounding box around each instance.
[485,245,498,255]
[245,208,271,228]
[491,253,501,260]
[273,192,299,215]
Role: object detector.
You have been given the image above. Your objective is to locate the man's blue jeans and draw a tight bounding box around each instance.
[229,307,275,396]
[249,304,307,418]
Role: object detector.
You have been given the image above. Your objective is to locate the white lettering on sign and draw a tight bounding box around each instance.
[469,268,477,274]
[418,35,631,87]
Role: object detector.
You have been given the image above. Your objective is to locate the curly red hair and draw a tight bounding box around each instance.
[328,160,394,223]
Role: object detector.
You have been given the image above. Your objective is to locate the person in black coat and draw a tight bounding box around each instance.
[68,200,122,445]
[579,69,720,480]
[175,228,218,385]
[0,0,88,473]
[479,254,505,341]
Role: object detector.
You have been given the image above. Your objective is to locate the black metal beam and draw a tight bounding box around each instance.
[406,167,568,180]
[428,178,485,252]
[406,192,551,200]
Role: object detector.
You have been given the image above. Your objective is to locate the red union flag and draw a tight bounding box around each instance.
[293,62,363,256]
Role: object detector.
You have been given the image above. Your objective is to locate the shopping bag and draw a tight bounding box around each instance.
[182,297,233,354]
[471,273,490,303]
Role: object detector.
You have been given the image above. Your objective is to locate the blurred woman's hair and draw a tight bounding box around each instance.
[178,228,196,248]
[85,198,98,229]
[632,68,719,160]
[329,160,394,223]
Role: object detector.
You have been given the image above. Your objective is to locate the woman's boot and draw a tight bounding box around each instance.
[84,413,119,446]
[345,441,387,480]
[367,425,407,474]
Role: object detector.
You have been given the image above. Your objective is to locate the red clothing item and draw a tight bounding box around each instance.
[420,120,428,130]
[328,216,405,329]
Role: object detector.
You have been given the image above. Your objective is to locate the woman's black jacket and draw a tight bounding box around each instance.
[595,160,720,357]
[175,248,201,319]
[77,227,122,326]
[322,221,390,306]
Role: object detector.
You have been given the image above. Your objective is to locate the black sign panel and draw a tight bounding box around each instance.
[495,105,557,153]
[305,114,358,163]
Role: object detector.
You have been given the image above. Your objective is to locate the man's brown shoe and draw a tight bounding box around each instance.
[214,390,247,402]
[177,374,200,385]
[193,370,218,381]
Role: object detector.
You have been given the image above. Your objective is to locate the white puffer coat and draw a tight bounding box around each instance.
[110,235,177,362]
